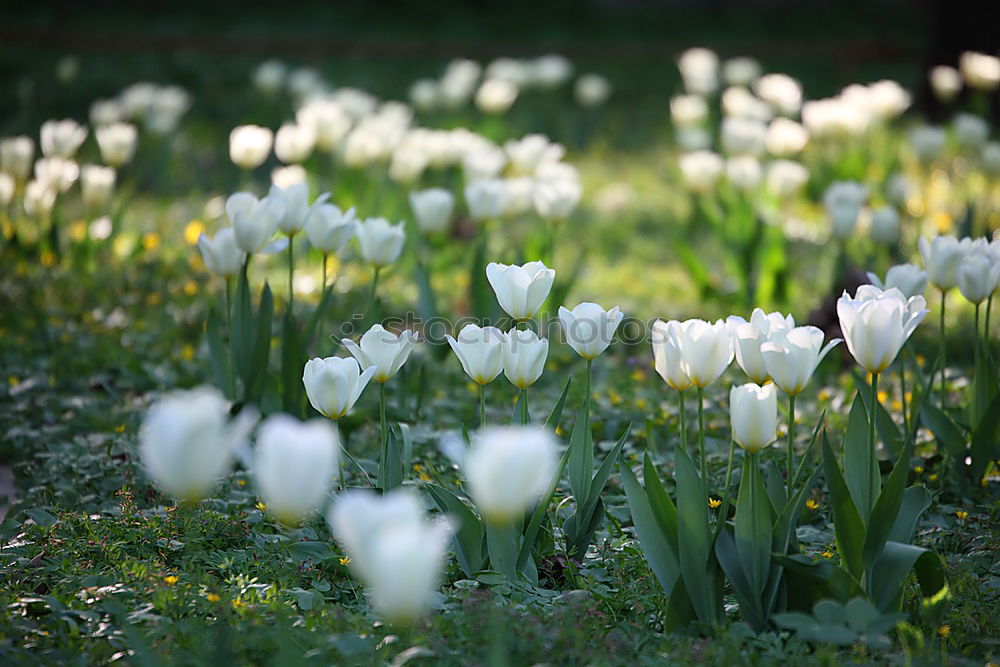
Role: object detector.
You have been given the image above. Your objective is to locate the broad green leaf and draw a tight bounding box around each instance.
[735,455,771,596]
[485,522,519,582]
[643,453,679,550]
[245,284,273,404]
[674,446,719,625]
[715,527,766,630]
[971,341,1000,428]
[580,425,630,524]
[206,307,233,398]
[517,446,569,571]
[302,282,333,352]
[843,394,879,522]
[664,576,698,631]
[822,435,865,581]
[286,541,334,562]
[413,260,438,322]
[512,391,530,425]
[231,263,252,388]
[427,484,484,577]
[566,396,593,509]
[862,438,911,569]
[620,459,679,595]
[919,402,966,458]
[544,377,572,429]
[887,486,931,544]
[869,541,945,612]
[970,392,1000,485]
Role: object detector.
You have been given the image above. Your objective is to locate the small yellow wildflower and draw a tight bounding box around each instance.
[339,556,351,566]
[555,425,564,437]
[630,369,645,382]
[40,250,57,267]
[163,575,179,585]
[914,465,924,474]
[928,474,938,482]
[231,599,244,610]
[818,388,832,401]
[146,292,162,306]
[114,424,126,434]
[183,280,198,296]
[181,344,195,361]
[69,220,88,242]
[635,398,648,411]
[821,550,834,559]
[142,232,160,251]
[955,511,968,520]
[206,593,220,603]
[237,479,246,487]
[891,399,903,412]
[8,376,19,388]
[938,624,950,638]
[708,498,721,509]
[255,502,267,512]
[609,390,622,406]
[877,390,889,403]
[932,211,953,234]
[805,499,819,510]
[183,220,206,245]
[915,354,926,366]
[190,254,205,271]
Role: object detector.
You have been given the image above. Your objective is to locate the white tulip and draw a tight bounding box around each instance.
[575,74,611,107]
[274,122,316,164]
[356,217,405,267]
[253,59,287,95]
[919,235,971,291]
[909,125,947,162]
[229,125,273,170]
[90,98,124,126]
[270,164,308,189]
[341,324,419,384]
[651,319,692,391]
[139,386,256,501]
[409,188,454,233]
[486,261,555,321]
[725,156,762,191]
[533,175,582,221]
[328,489,453,624]
[726,309,795,384]
[957,242,1000,305]
[296,99,352,151]
[824,181,868,239]
[465,178,509,221]
[447,324,504,385]
[269,182,329,236]
[80,164,116,209]
[670,95,709,128]
[502,329,549,390]
[983,142,1000,174]
[869,206,900,244]
[754,73,803,116]
[23,180,56,219]
[866,263,928,299]
[929,65,962,102]
[677,47,719,96]
[723,57,762,86]
[34,157,79,192]
[465,426,558,523]
[197,227,245,278]
[837,285,928,373]
[667,318,734,388]
[959,51,1000,91]
[730,383,778,453]
[678,151,723,192]
[0,173,13,207]
[765,118,808,157]
[721,117,767,156]
[558,302,624,360]
[0,136,34,180]
[226,191,286,253]
[303,356,375,419]
[765,160,809,198]
[504,134,564,174]
[475,78,518,114]
[95,123,138,167]
[40,119,87,158]
[305,203,357,254]
[760,326,840,396]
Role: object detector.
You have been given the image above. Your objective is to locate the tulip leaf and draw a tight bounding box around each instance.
[413,260,438,322]
[862,437,911,570]
[567,396,593,511]
[280,311,303,416]
[302,282,333,353]
[383,426,404,492]
[775,553,863,608]
[764,460,786,517]
[642,453,679,551]
[674,446,719,625]
[580,425,630,527]
[512,391,530,425]
[869,541,945,612]
[664,576,699,631]
[543,377,572,430]
[426,484,485,578]
[485,522,520,582]
[245,283,274,405]
[286,541,335,563]
[852,371,904,460]
[842,394,879,522]
[735,454,771,596]
[970,392,1000,485]
[620,458,679,595]
[715,526,766,631]
[887,486,931,544]
[822,434,865,581]
[919,402,966,459]
[516,446,569,572]
[970,343,999,428]
[206,306,233,398]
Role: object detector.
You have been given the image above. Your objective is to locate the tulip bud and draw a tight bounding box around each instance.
[271,164,308,189]
[80,164,116,209]
[197,227,245,278]
[305,203,357,255]
[226,191,286,253]
[837,285,928,373]
[651,319,692,391]
[1,136,35,180]
[139,386,256,501]
[464,426,558,523]
[341,324,419,384]
[486,261,555,321]
[667,318,734,388]
[229,124,273,170]
[328,489,453,625]
[866,263,928,299]
[253,414,339,525]
[957,243,1000,305]
[409,188,454,234]
[760,326,840,395]
[95,123,138,168]
[677,48,719,96]
[40,119,87,159]
[726,309,795,384]
[558,302,624,360]
[502,329,549,389]
[303,356,375,419]
[670,95,709,128]
[918,235,970,291]
[356,217,405,267]
[274,122,316,164]
[755,73,803,116]
[730,383,778,453]
[446,324,504,385]
[253,60,287,95]
[823,181,868,239]
[23,180,56,219]
[269,183,329,236]
[869,206,900,244]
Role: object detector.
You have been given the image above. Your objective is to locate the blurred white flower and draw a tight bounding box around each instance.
[34,157,79,193]
[929,65,962,102]
[23,180,56,219]
[869,206,900,244]
[867,80,911,120]
[269,182,329,236]
[909,125,947,162]
[342,324,419,384]
[957,241,1000,304]
[409,188,454,234]
[959,51,1000,91]
[982,141,1000,174]
[725,155,762,191]
[722,56,762,87]
[530,54,573,89]
[678,47,719,96]
[919,235,971,291]
[670,94,709,128]
[0,136,34,180]
[96,122,138,168]
[274,122,316,164]
[867,263,928,299]
[40,119,87,159]
[765,118,808,157]
[823,181,868,239]
[464,426,558,523]
[197,227,245,277]
[90,98,124,127]
[80,164,116,209]
[754,73,802,116]
[229,125,273,170]
[575,73,611,107]
[296,99,352,152]
[504,134,564,175]
[721,86,773,122]
[410,78,440,111]
[465,178,509,221]
[721,117,767,156]
[271,164,308,189]
[953,113,989,148]
[475,79,518,114]
[253,59,287,95]
[678,150,723,192]
[0,173,13,207]
[355,217,405,267]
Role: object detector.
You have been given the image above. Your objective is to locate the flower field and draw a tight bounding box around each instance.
[1,5,999,665]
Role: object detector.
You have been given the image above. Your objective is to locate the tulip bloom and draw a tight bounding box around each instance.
[760,326,840,396]
[487,261,555,321]
[867,263,928,300]
[139,386,256,501]
[303,356,375,419]
[730,383,778,453]
[226,191,286,254]
[0,136,34,180]
[838,286,928,375]
[341,324,419,385]
[229,124,273,170]
[726,309,795,384]
[957,243,1000,305]
[253,414,339,525]
[356,217,405,268]
[95,122,138,168]
[328,489,453,625]
[502,329,549,390]
[464,426,558,524]
[668,318,734,389]
[80,164,116,209]
[919,235,969,292]
[464,178,509,221]
[40,118,87,159]
[652,320,692,392]
[409,188,455,234]
[558,302,624,361]
[448,324,504,426]
[305,204,357,288]
[197,227,245,278]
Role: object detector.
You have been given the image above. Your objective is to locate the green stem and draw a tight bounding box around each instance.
[321,253,328,292]
[287,233,295,311]
[369,265,382,322]
[717,439,736,532]
[697,387,706,481]
[974,303,982,366]
[899,348,908,435]
[678,390,687,453]
[939,290,946,409]
[379,382,388,491]
[224,277,232,330]
[480,383,487,428]
[986,293,992,341]
[585,358,593,412]
[787,393,796,493]
[870,372,879,460]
